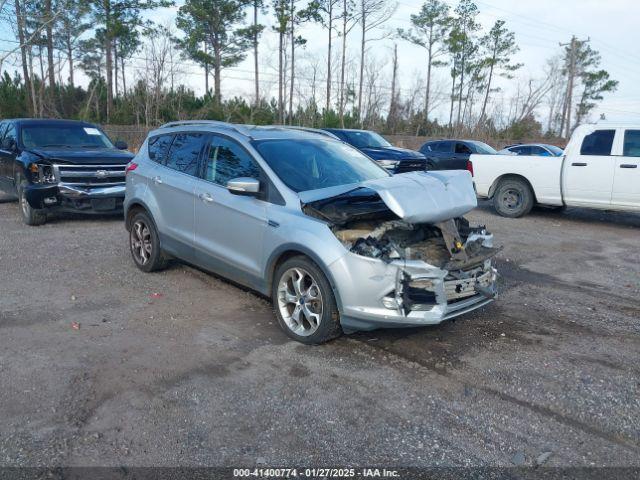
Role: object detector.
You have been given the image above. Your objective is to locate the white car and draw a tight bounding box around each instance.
[497,143,563,157]
[471,124,640,217]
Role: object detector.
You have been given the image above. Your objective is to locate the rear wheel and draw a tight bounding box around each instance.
[493,178,534,218]
[129,211,168,272]
[17,181,46,226]
[272,256,342,344]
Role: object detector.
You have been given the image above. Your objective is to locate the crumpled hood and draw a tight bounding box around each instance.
[301,170,477,225]
[28,147,134,165]
[360,146,425,160]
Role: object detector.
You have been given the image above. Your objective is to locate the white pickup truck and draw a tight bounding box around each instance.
[471,123,640,217]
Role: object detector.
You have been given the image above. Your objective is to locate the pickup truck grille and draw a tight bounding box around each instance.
[54,164,127,187]
[395,160,427,173]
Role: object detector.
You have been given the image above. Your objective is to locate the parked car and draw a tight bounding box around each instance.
[322,128,427,173]
[498,143,564,156]
[420,139,496,171]
[125,121,499,344]
[472,124,640,217]
[0,118,133,225]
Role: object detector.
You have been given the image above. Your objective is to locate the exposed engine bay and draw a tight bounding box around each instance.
[302,177,500,317]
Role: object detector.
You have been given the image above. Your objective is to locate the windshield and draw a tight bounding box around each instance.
[471,141,497,154]
[21,124,114,149]
[253,138,390,193]
[546,145,564,156]
[342,130,392,149]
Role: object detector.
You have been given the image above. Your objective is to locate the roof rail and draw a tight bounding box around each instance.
[159,120,251,136]
[275,126,340,139]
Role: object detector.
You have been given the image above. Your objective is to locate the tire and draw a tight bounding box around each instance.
[17,181,46,226]
[493,178,534,218]
[129,211,169,272]
[272,256,342,344]
[426,161,436,171]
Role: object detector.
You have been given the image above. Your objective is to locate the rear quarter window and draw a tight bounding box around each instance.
[148,134,174,164]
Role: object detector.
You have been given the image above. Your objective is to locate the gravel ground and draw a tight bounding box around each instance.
[0,195,639,468]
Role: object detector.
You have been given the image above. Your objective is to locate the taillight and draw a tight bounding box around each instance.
[125,162,138,175]
[466,160,474,177]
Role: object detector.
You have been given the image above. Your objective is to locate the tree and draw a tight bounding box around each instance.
[356,0,395,124]
[574,69,617,127]
[247,0,265,104]
[87,0,171,120]
[176,0,252,107]
[54,0,91,89]
[397,0,449,125]
[307,0,341,114]
[338,0,359,126]
[450,0,479,127]
[478,19,521,123]
[272,0,290,122]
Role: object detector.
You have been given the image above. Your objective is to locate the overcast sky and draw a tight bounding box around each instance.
[2,0,639,124]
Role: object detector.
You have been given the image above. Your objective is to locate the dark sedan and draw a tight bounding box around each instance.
[420,139,496,170]
[323,128,427,174]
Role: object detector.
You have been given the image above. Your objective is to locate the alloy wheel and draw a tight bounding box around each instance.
[277,267,323,337]
[131,220,153,266]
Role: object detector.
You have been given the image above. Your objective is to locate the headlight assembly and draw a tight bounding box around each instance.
[29,163,57,184]
[377,159,399,169]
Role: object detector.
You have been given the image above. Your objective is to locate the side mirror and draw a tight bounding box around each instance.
[114,140,128,150]
[226,177,260,196]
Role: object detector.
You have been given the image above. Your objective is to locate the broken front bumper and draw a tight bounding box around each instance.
[25,183,126,213]
[328,250,498,334]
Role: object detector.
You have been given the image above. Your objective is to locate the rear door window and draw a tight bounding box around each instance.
[148,134,174,164]
[165,133,204,176]
[205,135,261,187]
[623,130,640,157]
[455,142,472,154]
[580,130,615,156]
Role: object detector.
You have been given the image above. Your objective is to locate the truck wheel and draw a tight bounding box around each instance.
[17,181,46,226]
[129,211,168,272]
[426,161,436,171]
[272,256,342,344]
[494,178,534,218]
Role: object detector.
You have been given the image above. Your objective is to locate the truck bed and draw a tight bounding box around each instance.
[470,154,564,206]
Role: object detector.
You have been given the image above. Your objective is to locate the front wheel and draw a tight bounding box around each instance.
[493,178,534,218]
[272,256,342,344]
[17,181,46,226]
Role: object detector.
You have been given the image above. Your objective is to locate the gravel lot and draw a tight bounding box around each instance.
[0,194,639,468]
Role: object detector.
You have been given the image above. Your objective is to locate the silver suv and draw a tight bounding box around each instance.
[124,121,499,344]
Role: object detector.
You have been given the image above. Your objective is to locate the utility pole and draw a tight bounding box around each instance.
[559,36,589,138]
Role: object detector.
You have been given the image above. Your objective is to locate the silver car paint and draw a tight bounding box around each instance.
[125,124,496,333]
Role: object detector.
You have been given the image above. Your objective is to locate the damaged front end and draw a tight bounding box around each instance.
[302,171,500,331]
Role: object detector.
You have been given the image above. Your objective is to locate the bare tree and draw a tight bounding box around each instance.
[356,0,395,124]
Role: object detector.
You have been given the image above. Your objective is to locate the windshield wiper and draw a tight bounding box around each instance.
[39,144,71,148]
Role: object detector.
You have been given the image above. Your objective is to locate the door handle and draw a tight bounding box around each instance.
[620,164,638,169]
[571,162,587,167]
[152,176,163,184]
[198,192,214,203]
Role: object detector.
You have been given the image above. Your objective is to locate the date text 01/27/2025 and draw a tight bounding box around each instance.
[233,468,400,478]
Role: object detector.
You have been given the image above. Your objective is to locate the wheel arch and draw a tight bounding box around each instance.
[265,245,344,312]
[125,200,153,231]
[488,173,538,203]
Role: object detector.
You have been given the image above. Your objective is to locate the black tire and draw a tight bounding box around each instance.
[493,178,534,218]
[272,255,342,344]
[17,181,46,226]
[426,161,436,171]
[129,211,168,272]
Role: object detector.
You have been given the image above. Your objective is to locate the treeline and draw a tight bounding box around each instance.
[0,0,618,138]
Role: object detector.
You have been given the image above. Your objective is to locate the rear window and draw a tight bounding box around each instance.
[580,130,615,156]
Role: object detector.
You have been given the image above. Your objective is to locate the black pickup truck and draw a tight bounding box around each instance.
[0,118,133,225]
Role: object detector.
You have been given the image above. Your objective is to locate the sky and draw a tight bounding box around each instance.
[2,0,640,124]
